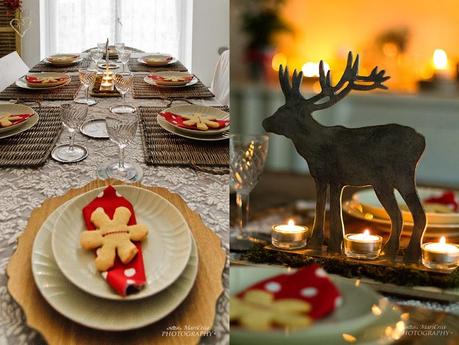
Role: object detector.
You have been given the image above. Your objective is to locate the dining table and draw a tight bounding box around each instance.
[0,51,229,345]
[230,171,459,345]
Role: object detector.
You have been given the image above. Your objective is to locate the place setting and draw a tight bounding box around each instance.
[7,180,226,344]
[30,53,90,72]
[128,53,188,72]
[0,71,80,101]
[139,103,229,173]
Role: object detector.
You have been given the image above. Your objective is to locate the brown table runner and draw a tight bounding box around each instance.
[139,106,228,174]
[133,75,214,99]
[0,77,81,101]
[0,106,62,167]
[30,59,91,72]
[128,58,188,73]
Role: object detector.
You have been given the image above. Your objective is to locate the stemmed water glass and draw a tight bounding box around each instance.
[97,112,143,182]
[89,48,103,71]
[115,42,125,61]
[119,50,131,72]
[75,69,97,106]
[230,134,269,246]
[51,103,89,163]
[110,72,136,114]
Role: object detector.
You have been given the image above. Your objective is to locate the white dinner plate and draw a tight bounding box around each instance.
[159,104,229,136]
[15,74,71,90]
[138,54,177,66]
[157,114,229,142]
[32,199,198,331]
[352,187,459,225]
[44,54,83,66]
[144,75,198,88]
[231,267,404,345]
[0,103,36,134]
[342,200,459,238]
[51,185,193,301]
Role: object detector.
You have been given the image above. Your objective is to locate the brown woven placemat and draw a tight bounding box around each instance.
[139,106,228,174]
[133,75,214,99]
[30,59,90,72]
[128,58,188,73]
[0,77,81,101]
[0,106,62,167]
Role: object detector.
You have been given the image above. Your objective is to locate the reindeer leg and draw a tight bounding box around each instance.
[374,186,402,261]
[397,181,426,264]
[328,184,344,254]
[307,180,327,250]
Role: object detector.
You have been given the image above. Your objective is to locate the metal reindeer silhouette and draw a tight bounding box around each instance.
[263,52,427,263]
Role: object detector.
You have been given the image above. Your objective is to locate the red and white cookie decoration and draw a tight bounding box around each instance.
[231,265,341,331]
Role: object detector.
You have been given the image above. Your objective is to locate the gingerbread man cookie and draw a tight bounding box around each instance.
[0,114,23,127]
[181,113,220,131]
[80,206,148,271]
[230,290,312,331]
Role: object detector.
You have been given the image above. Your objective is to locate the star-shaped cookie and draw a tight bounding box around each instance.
[181,113,220,131]
[0,114,23,127]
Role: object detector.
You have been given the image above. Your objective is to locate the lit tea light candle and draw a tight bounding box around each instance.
[421,236,459,271]
[272,219,308,250]
[100,65,114,91]
[344,229,382,260]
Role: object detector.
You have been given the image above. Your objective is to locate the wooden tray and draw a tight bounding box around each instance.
[7,180,226,345]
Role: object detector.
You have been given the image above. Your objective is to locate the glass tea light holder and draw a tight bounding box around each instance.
[421,236,459,271]
[100,65,114,91]
[272,219,309,250]
[344,229,383,260]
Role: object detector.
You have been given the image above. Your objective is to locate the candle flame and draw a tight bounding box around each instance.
[433,49,448,70]
[440,236,446,245]
[363,229,370,236]
[288,219,295,226]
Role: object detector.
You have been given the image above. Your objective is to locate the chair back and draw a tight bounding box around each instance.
[210,49,229,107]
[0,52,29,92]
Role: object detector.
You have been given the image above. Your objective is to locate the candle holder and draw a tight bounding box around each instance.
[271,220,309,250]
[100,65,114,91]
[421,237,459,271]
[343,230,383,260]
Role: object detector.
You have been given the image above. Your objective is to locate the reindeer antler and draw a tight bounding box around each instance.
[308,52,390,111]
[277,52,390,112]
[279,65,304,101]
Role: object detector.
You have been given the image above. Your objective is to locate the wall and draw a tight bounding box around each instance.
[191,0,229,85]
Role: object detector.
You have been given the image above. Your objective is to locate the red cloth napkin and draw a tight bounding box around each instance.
[425,191,458,211]
[0,113,32,127]
[82,185,146,296]
[160,111,230,131]
[237,264,341,320]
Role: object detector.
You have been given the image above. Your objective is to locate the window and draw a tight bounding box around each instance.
[42,0,192,67]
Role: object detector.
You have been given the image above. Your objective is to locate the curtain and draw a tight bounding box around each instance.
[44,0,190,65]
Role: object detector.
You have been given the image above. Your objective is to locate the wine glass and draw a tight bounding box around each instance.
[89,48,103,70]
[114,42,125,61]
[109,72,136,114]
[97,112,143,182]
[119,50,131,72]
[230,134,269,245]
[51,103,89,163]
[74,69,97,106]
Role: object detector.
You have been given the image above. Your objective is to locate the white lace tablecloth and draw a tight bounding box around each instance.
[0,59,229,345]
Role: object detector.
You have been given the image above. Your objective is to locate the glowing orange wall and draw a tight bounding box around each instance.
[276,0,459,91]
